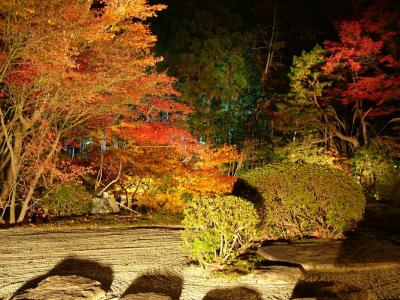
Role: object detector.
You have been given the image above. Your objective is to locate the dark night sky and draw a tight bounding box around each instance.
[148,0,378,93]
[150,0,372,61]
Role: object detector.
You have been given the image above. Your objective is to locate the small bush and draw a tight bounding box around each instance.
[41,182,92,216]
[350,146,400,206]
[182,195,259,269]
[234,163,365,239]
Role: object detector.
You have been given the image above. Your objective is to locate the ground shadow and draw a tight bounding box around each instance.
[351,201,400,237]
[289,201,400,299]
[232,178,266,219]
[336,200,400,265]
[121,270,183,300]
[13,256,113,296]
[203,286,263,300]
[255,259,304,270]
[291,280,371,299]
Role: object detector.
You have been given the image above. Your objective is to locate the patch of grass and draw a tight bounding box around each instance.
[146,210,184,226]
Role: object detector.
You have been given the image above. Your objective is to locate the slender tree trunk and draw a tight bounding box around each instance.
[361,118,368,146]
[17,167,41,223]
[330,126,360,150]
[0,162,14,209]
[0,152,11,183]
[261,1,278,84]
[9,185,17,224]
[9,132,23,224]
[0,130,23,224]
[17,133,61,223]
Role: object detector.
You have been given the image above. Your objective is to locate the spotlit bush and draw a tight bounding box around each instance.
[351,146,400,206]
[235,163,365,239]
[182,195,259,269]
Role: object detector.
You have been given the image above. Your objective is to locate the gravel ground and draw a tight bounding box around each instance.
[0,227,293,300]
[304,267,400,300]
[1,226,399,300]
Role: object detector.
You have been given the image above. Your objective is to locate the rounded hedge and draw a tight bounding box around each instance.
[234,163,365,239]
[182,195,259,269]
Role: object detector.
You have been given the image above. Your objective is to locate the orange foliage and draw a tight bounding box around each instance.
[185,145,240,195]
[94,123,240,213]
[0,0,179,223]
[0,0,241,221]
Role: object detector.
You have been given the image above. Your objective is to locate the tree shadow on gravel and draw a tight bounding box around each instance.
[203,286,263,300]
[290,280,372,299]
[121,270,183,300]
[13,256,113,296]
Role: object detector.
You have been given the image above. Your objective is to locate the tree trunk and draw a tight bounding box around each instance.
[361,118,368,146]
[17,133,61,223]
[9,134,23,224]
[9,186,17,224]
[17,168,42,223]
[330,126,360,150]
[0,131,23,224]
[0,162,14,209]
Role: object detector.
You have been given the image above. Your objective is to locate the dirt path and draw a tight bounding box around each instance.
[0,227,293,300]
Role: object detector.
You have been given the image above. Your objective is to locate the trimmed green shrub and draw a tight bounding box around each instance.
[41,182,92,216]
[182,195,259,269]
[234,163,365,239]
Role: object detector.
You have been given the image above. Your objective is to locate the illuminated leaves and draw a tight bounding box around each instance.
[113,121,197,148]
[341,75,400,107]
[93,122,240,213]
[322,2,400,130]
[0,0,182,222]
[285,0,399,153]
[324,20,384,74]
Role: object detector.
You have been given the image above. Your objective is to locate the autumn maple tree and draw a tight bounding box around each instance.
[0,0,176,223]
[286,0,400,155]
[323,1,400,149]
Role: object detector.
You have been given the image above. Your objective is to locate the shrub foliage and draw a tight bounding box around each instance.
[41,182,92,216]
[351,146,400,206]
[235,163,365,239]
[182,195,259,269]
